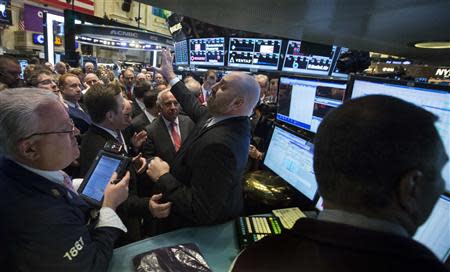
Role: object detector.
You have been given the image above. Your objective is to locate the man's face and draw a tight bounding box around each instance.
[0,62,21,87]
[155,73,165,85]
[120,100,133,129]
[27,102,80,170]
[124,71,135,88]
[160,92,179,122]
[36,73,58,94]
[85,64,94,74]
[145,73,153,81]
[55,63,67,75]
[110,94,125,130]
[257,78,269,97]
[204,74,217,89]
[136,73,146,82]
[414,137,448,226]
[61,76,82,103]
[84,74,99,87]
[208,74,239,116]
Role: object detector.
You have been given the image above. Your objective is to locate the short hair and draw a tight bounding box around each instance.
[0,88,58,157]
[143,91,158,109]
[83,83,121,123]
[134,80,152,99]
[185,78,201,95]
[27,68,53,87]
[314,95,440,210]
[0,55,19,71]
[255,74,269,88]
[156,89,171,106]
[58,73,78,88]
[204,70,217,80]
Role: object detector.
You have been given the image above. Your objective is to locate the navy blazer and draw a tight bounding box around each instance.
[68,104,92,135]
[157,81,250,231]
[0,158,121,271]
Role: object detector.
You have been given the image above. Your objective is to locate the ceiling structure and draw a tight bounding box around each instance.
[138,0,450,65]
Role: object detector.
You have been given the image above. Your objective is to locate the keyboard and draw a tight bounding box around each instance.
[236,216,283,249]
[272,207,305,229]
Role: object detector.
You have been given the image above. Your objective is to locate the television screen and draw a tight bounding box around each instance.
[348,75,450,192]
[263,125,317,201]
[277,76,347,133]
[174,40,189,65]
[413,194,450,261]
[189,37,225,66]
[330,47,349,78]
[0,0,12,26]
[228,38,282,71]
[282,40,337,76]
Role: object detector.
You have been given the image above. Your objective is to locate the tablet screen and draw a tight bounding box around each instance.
[80,155,121,202]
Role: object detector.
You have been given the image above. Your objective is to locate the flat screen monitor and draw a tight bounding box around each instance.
[348,75,450,192]
[189,37,225,66]
[174,40,189,65]
[228,38,282,71]
[277,76,347,133]
[330,47,349,78]
[282,40,337,76]
[263,125,317,200]
[413,194,450,261]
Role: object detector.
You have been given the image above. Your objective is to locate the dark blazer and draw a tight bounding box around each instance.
[130,111,154,135]
[157,81,251,231]
[232,218,448,272]
[0,158,121,271]
[131,97,144,118]
[142,114,195,167]
[67,104,92,135]
[79,125,150,244]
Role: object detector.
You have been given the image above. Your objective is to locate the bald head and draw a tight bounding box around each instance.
[208,72,260,117]
[84,73,100,87]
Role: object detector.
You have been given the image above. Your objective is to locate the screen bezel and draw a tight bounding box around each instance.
[77,150,128,207]
[189,37,226,67]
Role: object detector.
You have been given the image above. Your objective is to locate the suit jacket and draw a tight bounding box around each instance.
[130,111,153,135]
[232,218,448,272]
[131,97,144,118]
[68,104,92,135]
[142,114,195,167]
[79,125,150,244]
[0,158,121,271]
[157,81,250,231]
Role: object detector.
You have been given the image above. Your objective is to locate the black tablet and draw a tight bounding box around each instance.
[78,150,130,207]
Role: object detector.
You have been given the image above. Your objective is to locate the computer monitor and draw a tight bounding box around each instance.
[330,47,349,78]
[189,37,225,66]
[348,75,450,192]
[413,194,450,261]
[174,40,189,65]
[276,76,347,133]
[228,38,282,71]
[282,40,338,76]
[263,125,317,201]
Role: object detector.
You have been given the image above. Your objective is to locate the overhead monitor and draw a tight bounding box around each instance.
[277,76,347,133]
[189,37,225,66]
[413,194,450,261]
[228,38,282,71]
[348,75,450,191]
[174,39,189,65]
[330,47,349,78]
[263,125,317,201]
[282,40,337,76]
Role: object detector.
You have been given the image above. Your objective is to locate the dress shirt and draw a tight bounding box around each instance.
[94,124,128,153]
[143,109,157,124]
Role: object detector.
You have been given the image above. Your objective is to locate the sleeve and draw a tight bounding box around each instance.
[141,131,156,160]
[158,143,237,224]
[170,81,209,123]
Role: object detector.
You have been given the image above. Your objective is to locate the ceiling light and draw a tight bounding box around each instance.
[414,42,450,49]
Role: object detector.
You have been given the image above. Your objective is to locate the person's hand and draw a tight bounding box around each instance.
[103,172,130,210]
[131,130,147,149]
[249,144,263,160]
[148,193,172,218]
[150,49,176,83]
[132,153,147,174]
[146,157,170,182]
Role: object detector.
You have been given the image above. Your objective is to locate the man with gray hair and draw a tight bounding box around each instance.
[147,49,260,232]
[0,88,130,271]
[84,62,95,74]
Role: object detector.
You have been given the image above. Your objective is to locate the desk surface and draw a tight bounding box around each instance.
[108,221,240,272]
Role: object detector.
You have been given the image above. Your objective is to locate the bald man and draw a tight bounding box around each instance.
[147,49,260,233]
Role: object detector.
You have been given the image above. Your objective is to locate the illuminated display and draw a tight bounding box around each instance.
[189,37,225,66]
[228,38,282,70]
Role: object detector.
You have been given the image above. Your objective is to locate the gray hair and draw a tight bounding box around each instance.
[0,88,59,158]
[156,89,171,106]
[185,79,201,95]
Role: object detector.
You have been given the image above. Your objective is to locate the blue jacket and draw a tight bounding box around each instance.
[0,158,121,271]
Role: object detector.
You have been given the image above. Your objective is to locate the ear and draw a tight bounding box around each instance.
[18,139,40,161]
[105,111,114,122]
[397,169,423,214]
[231,96,245,111]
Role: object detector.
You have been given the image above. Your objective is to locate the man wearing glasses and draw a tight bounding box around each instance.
[27,68,59,95]
[0,88,130,271]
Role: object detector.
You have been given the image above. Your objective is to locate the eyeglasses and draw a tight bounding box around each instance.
[19,119,76,141]
[37,79,57,85]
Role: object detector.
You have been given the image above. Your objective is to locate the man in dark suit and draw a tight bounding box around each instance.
[0,88,129,271]
[142,89,195,167]
[146,49,260,231]
[129,90,159,135]
[131,80,150,118]
[59,73,92,134]
[232,95,449,272]
[79,83,171,244]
